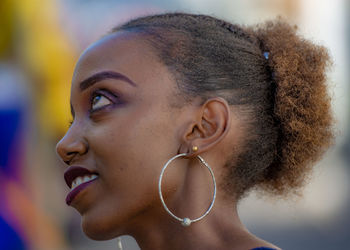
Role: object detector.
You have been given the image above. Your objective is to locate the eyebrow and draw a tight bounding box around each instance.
[70,71,136,118]
[79,70,137,91]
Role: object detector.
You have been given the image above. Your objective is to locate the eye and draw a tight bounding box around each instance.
[91,94,112,111]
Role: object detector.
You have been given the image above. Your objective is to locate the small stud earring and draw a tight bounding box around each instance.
[192,146,198,152]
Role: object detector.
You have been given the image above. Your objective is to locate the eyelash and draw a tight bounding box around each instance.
[68,89,119,128]
[89,90,114,113]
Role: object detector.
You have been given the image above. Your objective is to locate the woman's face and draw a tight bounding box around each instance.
[56,32,187,239]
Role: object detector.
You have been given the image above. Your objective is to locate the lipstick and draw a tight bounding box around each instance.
[65,178,97,205]
[64,166,98,205]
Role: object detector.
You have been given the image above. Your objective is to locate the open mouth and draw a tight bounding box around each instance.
[70,174,98,190]
[64,166,99,189]
[64,166,99,205]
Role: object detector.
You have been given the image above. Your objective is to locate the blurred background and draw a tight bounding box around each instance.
[0,0,348,249]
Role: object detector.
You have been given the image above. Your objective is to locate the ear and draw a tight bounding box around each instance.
[179,97,231,157]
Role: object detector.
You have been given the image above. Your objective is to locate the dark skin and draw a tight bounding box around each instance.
[56,31,279,250]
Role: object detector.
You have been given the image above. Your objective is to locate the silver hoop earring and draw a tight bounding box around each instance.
[158,153,217,227]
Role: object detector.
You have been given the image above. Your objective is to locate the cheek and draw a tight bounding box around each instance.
[80,112,177,234]
[92,106,175,156]
[87,109,177,188]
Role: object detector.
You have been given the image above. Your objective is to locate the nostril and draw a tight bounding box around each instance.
[64,151,77,165]
[56,134,89,165]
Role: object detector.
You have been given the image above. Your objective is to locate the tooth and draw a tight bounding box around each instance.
[76,177,83,186]
[71,174,99,190]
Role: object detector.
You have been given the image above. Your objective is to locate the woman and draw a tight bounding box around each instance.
[56,13,334,250]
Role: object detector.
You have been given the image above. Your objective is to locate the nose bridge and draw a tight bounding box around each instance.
[56,123,88,164]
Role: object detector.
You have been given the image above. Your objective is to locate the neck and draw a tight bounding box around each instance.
[125,190,267,250]
[131,202,247,250]
[122,158,275,250]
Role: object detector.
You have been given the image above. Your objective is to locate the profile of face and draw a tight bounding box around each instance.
[54,13,331,250]
[56,31,199,239]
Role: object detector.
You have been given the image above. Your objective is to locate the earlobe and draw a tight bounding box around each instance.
[179,97,231,156]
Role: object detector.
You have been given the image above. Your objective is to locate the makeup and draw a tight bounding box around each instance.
[66,177,98,205]
[64,166,99,205]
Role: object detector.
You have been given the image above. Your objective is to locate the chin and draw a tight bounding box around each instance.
[81,215,120,241]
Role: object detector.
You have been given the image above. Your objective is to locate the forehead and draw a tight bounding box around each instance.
[72,31,174,92]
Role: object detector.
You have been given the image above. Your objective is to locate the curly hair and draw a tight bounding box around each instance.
[112,13,335,199]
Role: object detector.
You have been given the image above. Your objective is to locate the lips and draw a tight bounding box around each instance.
[64,166,99,205]
[64,166,97,188]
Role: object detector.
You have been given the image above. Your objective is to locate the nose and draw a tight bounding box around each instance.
[56,126,88,165]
